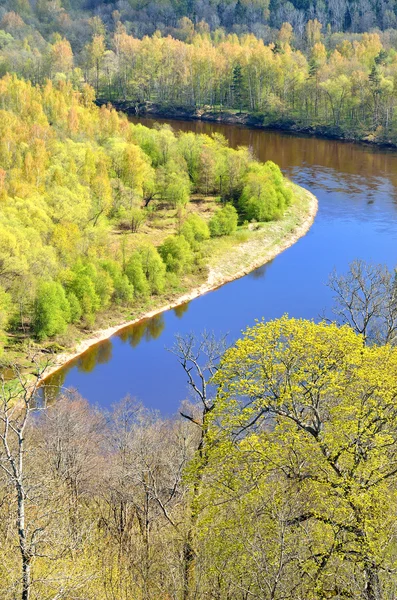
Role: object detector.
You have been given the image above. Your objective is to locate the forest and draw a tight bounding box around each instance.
[3,1,397,599]
[2,0,397,39]
[3,2,397,143]
[0,74,296,361]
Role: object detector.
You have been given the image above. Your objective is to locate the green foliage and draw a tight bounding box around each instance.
[125,251,150,298]
[100,259,134,304]
[1,0,397,144]
[199,316,397,599]
[66,291,82,323]
[33,281,70,341]
[180,213,210,249]
[138,245,166,294]
[0,287,12,356]
[209,204,238,237]
[239,160,293,221]
[157,162,191,208]
[159,235,194,273]
[0,74,292,346]
[124,245,167,296]
[64,264,101,326]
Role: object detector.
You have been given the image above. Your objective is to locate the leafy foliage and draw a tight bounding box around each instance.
[209,204,238,237]
[0,75,293,350]
[196,316,397,599]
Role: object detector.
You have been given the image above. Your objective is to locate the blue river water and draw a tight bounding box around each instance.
[44,120,397,414]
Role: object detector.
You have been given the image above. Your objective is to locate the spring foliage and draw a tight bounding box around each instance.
[0,75,294,352]
[3,317,397,598]
[1,12,395,143]
[196,316,397,599]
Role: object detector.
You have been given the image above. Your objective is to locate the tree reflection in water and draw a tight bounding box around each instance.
[173,302,189,318]
[248,260,273,280]
[117,314,165,348]
[40,368,67,404]
[40,315,166,402]
[78,339,113,373]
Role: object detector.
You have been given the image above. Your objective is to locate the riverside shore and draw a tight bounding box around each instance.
[97,99,397,149]
[41,186,318,383]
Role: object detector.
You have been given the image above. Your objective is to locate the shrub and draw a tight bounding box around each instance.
[209,204,238,237]
[181,213,210,249]
[33,281,71,341]
[101,259,134,304]
[139,245,166,294]
[159,235,194,274]
[125,251,150,298]
[238,161,292,222]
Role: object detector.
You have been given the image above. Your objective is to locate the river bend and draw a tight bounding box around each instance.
[44,120,397,413]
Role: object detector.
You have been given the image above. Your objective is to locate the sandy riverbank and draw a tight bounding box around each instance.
[41,187,318,382]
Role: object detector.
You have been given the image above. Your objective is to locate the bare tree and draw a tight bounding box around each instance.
[99,396,195,600]
[39,392,105,504]
[327,259,397,345]
[0,369,101,600]
[0,363,47,600]
[171,331,228,433]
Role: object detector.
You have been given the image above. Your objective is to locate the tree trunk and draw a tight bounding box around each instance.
[18,486,31,600]
[364,562,381,600]
[22,555,31,600]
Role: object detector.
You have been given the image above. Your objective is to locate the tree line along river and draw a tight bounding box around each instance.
[42,118,397,414]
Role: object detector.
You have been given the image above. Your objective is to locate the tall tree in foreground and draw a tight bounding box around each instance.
[171,332,227,599]
[198,316,397,600]
[0,365,46,600]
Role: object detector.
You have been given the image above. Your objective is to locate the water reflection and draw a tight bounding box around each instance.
[174,302,190,318]
[249,261,273,280]
[42,314,166,398]
[78,339,113,373]
[117,314,165,347]
[41,368,67,404]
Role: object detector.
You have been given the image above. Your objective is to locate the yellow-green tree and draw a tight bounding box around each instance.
[199,317,397,600]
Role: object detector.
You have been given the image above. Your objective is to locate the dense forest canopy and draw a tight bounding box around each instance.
[2,0,397,41]
[2,2,397,143]
[0,74,294,358]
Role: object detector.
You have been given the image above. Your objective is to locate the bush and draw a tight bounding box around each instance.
[181,213,210,249]
[33,281,71,341]
[101,259,134,304]
[67,291,82,323]
[125,245,166,297]
[0,287,11,357]
[64,263,102,326]
[139,245,166,294]
[159,235,194,274]
[238,161,292,222]
[125,252,150,298]
[209,204,238,237]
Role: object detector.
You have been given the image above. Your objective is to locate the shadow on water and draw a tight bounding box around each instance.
[248,260,273,280]
[42,117,397,414]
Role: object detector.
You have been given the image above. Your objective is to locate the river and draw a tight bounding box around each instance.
[43,120,397,414]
